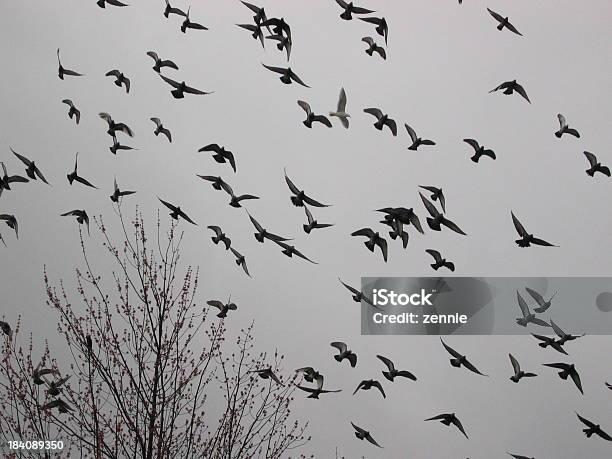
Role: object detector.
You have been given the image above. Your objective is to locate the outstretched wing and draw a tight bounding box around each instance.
[487,8,504,23]
[284,169,300,195]
[376,354,395,372]
[511,212,527,237]
[420,193,440,218]
[351,228,375,238]
[509,353,521,375]
[516,291,530,318]
[337,87,347,112]
[363,107,383,119]
[426,249,442,263]
[330,341,347,353]
[297,100,311,115]
[440,338,461,358]
[404,124,417,142]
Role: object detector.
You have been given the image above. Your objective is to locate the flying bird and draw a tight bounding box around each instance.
[525,287,556,313]
[516,291,551,327]
[0,162,29,196]
[543,362,583,394]
[238,23,266,48]
[246,212,292,243]
[463,138,496,163]
[440,338,487,376]
[329,87,350,128]
[285,169,330,207]
[274,240,317,264]
[158,198,197,225]
[331,341,357,367]
[531,333,568,355]
[105,70,130,93]
[109,138,136,155]
[110,177,136,203]
[163,0,187,18]
[490,80,531,103]
[266,34,292,60]
[62,99,80,124]
[150,118,172,142]
[296,367,323,384]
[261,17,291,40]
[419,186,445,212]
[509,353,537,383]
[420,193,466,235]
[338,278,374,306]
[99,112,134,138]
[10,148,49,184]
[351,228,388,262]
[198,144,236,172]
[363,108,397,135]
[511,212,557,247]
[487,8,523,36]
[61,210,90,235]
[583,151,610,177]
[350,422,382,448]
[97,0,128,8]
[41,398,73,413]
[425,413,468,439]
[376,355,417,382]
[207,226,232,249]
[297,100,332,128]
[159,75,213,99]
[45,375,70,397]
[296,376,341,399]
[67,153,97,188]
[219,180,259,208]
[198,175,229,191]
[262,64,309,87]
[302,205,333,234]
[508,454,534,459]
[361,37,386,59]
[335,1,375,20]
[555,114,580,138]
[380,218,409,249]
[576,413,612,442]
[550,319,584,345]
[241,1,268,26]
[0,215,18,239]
[377,207,424,234]
[207,296,237,318]
[56,48,83,80]
[146,51,179,73]
[181,6,209,33]
[230,248,251,277]
[426,249,455,272]
[405,124,435,151]
[359,17,388,44]
[353,379,386,398]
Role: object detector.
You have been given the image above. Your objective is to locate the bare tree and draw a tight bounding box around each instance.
[0,208,310,458]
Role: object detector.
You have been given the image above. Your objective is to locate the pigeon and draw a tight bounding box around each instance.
[0,215,18,239]
[426,249,455,272]
[583,151,610,177]
[303,205,333,234]
[420,193,466,235]
[207,226,232,249]
[146,51,179,73]
[297,101,332,128]
[490,80,531,103]
[159,75,213,99]
[238,23,266,48]
[32,365,60,385]
[361,37,386,59]
[56,48,83,80]
[67,153,97,188]
[262,64,309,87]
[260,17,291,41]
[463,139,496,162]
[109,138,136,155]
[425,413,468,439]
[45,375,70,397]
[525,287,556,313]
[110,177,136,203]
[230,248,251,277]
[240,1,268,26]
[487,8,523,36]
[550,319,584,345]
[354,379,386,398]
[0,161,29,196]
[158,198,197,225]
[274,240,317,264]
[511,212,557,247]
[377,207,424,234]
[181,6,208,33]
[405,124,436,151]
[285,169,330,207]
[555,114,580,138]
[295,367,323,386]
[363,108,397,135]
[0,320,12,337]
[543,362,583,394]
[296,376,341,399]
[516,291,551,327]
[330,341,357,367]
[207,296,237,318]
[351,228,388,262]
[246,212,292,243]
[338,278,374,306]
[97,0,128,8]
[41,398,73,413]
[266,34,292,60]
[440,338,487,376]
[576,413,612,442]
[419,186,445,213]
[10,148,49,184]
[531,334,568,355]
[62,99,80,124]
[380,218,409,248]
[329,87,350,128]
[376,355,417,382]
[508,454,534,459]
[509,353,537,383]
[350,422,382,448]
[336,1,375,20]
[217,180,259,208]
[99,112,134,138]
[163,0,186,18]
[105,70,130,93]
[61,210,90,235]
[150,118,172,142]
[359,17,388,44]
[198,175,229,192]
[198,144,236,172]
[251,367,282,385]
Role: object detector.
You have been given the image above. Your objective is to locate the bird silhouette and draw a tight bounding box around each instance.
[583,151,610,177]
[97,0,128,8]
[379,218,409,249]
[353,379,386,398]
[163,0,186,18]
[549,319,584,345]
[329,87,350,128]
[217,179,259,208]
[285,169,330,207]
[266,34,292,60]
[516,291,551,327]
[419,186,445,212]
[110,177,136,203]
[490,80,531,103]
[350,422,382,448]
[105,70,130,93]
[41,398,73,413]
[230,247,251,277]
[207,296,237,318]
[525,287,556,313]
[252,367,282,385]
[61,210,90,235]
[0,214,18,239]
[463,138,496,162]
[262,64,309,87]
[67,153,97,188]
[10,148,49,184]
[160,75,213,98]
[295,366,323,385]
[531,333,568,355]
[150,118,172,142]
[297,100,332,128]
[273,240,317,264]
[303,205,333,234]
[338,278,374,306]
[246,211,292,243]
[364,108,397,135]
[336,1,375,20]
[360,17,388,44]
[0,162,29,197]
[440,338,487,376]
[543,362,583,394]
[62,99,80,124]
[199,144,236,172]
[376,355,417,382]
[426,249,455,272]
[555,114,580,138]
[241,1,268,26]
[238,23,266,48]
[405,124,435,151]
[511,212,557,247]
[146,51,179,73]
[351,228,388,262]
[109,138,136,155]
[181,6,208,33]
[508,453,534,459]
[361,37,386,59]
[425,413,468,439]
[207,226,232,249]
[509,353,537,383]
[377,207,424,234]
[158,198,197,225]
[296,376,341,399]
[260,17,291,41]
[420,193,466,235]
[487,8,523,36]
[99,112,134,138]
[330,341,357,367]
[56,48,83,80]
[576,413,612,442]
[44,375,70,397]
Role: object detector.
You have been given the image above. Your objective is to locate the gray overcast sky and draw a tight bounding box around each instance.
[1,0,612,457]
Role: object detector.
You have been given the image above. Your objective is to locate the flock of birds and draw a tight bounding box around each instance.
[0,0,610,456]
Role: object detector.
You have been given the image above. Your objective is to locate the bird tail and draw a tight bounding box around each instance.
[255,232,265,243]
[450,358,461,368]
[303,224,312,234]
[555,130,562,138]
[516,318,528,327]
[584,428,594,438]
[382,371,393,382]
[538,342,549,348]
[427,217,441,231]
[559,370,569,380]
[364,240,375,252]
[290,196,302,207]
[510,375,520,383]
[171,89,185,99]
[497,23,504,31]
[334,355,342,362]
[586,168,595,177]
